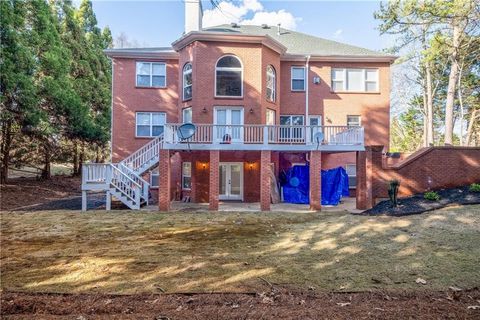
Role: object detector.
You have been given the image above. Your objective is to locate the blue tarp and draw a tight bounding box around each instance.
[321,167,350,206]
[281,165,350,206]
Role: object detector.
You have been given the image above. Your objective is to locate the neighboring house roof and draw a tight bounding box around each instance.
[106,24,396,62]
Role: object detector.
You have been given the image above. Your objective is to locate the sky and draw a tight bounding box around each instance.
[90,0,394,52]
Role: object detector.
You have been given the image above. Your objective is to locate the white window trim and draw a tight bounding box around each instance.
[182,62,192,101]
[135,112,166,138]
[347,115,362,127]
[331,68,379,92]
[291,66,306,91]
[182,162,192,190]
[214,55,244,98]
[136,61,167,88]
[266,108,276,125]
[266,65,276,102]
[280,115,305,125]
[279,115,305,139]
[346,164,357,189]
[150,170,159,189]
[182,107,192,124]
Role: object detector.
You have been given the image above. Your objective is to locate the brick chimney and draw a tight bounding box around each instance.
[185,0,203,33]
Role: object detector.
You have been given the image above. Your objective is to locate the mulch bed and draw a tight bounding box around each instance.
[1,288,479,319]
[361,186,480,216]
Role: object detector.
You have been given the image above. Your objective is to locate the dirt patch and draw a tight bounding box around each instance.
[0,177,113,211]
[362,186,480,216]
[2,288,479,319]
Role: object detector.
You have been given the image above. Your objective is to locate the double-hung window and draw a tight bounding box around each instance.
[347,115,361,127]
[331,68,378,92]
[280,115,304,140]
[183,63,192,100]
[182,162,192,189]
[136,112,166,137]
[346,164,357,189]
[182,107,192,124]
[136,62,166,87]
[150,169,159,188]
[291,66,306,91]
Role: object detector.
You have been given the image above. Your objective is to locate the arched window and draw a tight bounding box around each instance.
[183,63,192,100]
[215,55,243,97]
[266,65,276,102]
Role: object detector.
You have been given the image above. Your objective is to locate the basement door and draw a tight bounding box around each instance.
[219,162,243,200]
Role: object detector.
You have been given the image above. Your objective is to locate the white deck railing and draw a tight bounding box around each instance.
[164,124,364,146]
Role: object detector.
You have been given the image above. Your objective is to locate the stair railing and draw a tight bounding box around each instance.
[121,134,163,172]
[109,164,142,208]
[117,162,150,204]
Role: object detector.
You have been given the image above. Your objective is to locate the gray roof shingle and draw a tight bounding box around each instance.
[203,24,385,56]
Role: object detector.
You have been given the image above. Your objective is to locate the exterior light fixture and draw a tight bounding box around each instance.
[249,108,254,114]
[248,162,254,170]
[202,163,207,169]
[202,107,207,113]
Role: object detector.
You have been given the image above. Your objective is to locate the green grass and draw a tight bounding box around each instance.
[1,206,479,294]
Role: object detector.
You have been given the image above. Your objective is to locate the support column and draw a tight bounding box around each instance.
[158,149,171,211]
[82,191,87,211]
[106,191,111,211]
[356,151,368,210]
[309,151,322,211]
[260,150,271,211]
[209,150,219,210]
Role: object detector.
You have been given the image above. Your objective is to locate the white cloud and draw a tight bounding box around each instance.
[333,29,343,39]
[202,0,300,30]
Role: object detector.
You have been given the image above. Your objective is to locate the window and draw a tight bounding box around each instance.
[280,115,304,139]
[291,66,306,91]
[346,164,356,189]
[182,107,192,123]
[136,112,166,137]
[266,109,276,125]
[183,63,192,100]
[136,62,166,87]
[215,55,243,97]
[150,169,159,188]
[347,115,361,127]
[266,65,276,101]
[331,68,378,92]
[182,162,191,189]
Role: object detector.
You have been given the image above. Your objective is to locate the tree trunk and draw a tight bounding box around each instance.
[444,20,461,145]
[95,144,100,163]
[79,142,85,174]
[41,143,51,180]
[465,110,479,146]
[0,119,13,184]
[72,143,79,176]
[425,61,434,146]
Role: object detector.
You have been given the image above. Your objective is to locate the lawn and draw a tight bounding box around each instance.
[1,205,479,294]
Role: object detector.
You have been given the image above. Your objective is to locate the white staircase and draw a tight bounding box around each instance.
[81,135,163,210]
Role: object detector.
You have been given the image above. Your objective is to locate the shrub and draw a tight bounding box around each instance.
[388,179,400,207]
[469,183,480,193]
[424,191,440,201]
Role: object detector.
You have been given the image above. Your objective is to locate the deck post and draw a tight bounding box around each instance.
[106,190,111,211]
[209,150,220,210]
[82,191,87,211]
[158,149,171,211]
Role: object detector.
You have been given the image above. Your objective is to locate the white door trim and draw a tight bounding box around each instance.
[218,162,244,201]
[214,107,244,143]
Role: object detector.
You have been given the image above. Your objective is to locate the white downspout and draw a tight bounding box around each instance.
[305,55,311,123]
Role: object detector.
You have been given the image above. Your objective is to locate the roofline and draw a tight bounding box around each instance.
[104,49,179,59]
[281,54,398,63]
[171,31,288,54]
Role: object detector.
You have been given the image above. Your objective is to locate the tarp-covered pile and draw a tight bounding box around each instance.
[281,165,350,206]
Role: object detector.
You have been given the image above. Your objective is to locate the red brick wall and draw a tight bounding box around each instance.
[357,147,480,208]
[280,61,391,147]
[111,58,179,162]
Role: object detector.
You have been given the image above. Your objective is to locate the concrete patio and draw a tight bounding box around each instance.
[144,197,361,213]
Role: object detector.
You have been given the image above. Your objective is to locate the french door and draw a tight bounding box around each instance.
[214,107,244,143]
[219,163,243,200]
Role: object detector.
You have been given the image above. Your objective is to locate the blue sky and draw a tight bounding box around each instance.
[91,0,393,51]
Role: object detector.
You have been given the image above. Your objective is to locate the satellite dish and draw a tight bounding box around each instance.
[177,123,196,150]
[314,132,324,150]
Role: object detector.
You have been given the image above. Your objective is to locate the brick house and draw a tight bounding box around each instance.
[82,0,398,211]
